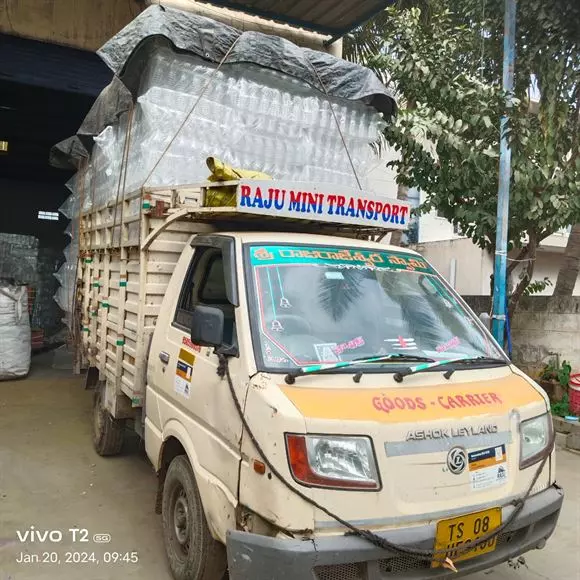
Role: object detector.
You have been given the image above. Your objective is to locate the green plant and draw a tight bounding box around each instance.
[522,277,552,297]
[551,393,570,417]
[558,360,572,388]
[539,359,571,388]
[539,361,558,382]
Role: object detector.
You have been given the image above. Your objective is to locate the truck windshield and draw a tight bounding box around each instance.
[245,244,503,372]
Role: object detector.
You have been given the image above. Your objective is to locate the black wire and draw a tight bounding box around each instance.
[218,354,551,564]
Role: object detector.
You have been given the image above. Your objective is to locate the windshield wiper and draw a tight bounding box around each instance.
[284,353,434,385]
[441,356,509,379]
[394,356,508,383]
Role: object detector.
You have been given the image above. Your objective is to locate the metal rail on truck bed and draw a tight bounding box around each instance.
[76,180,409,415]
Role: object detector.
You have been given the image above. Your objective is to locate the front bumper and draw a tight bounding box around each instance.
[227,484,563,580]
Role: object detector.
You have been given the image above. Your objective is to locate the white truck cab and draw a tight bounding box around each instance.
[83,181,562,580]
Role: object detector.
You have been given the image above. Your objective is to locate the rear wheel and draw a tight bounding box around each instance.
[92,387,124,456]
[162,455,226,580]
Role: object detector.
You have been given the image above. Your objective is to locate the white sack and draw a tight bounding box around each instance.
[0,285,31,380]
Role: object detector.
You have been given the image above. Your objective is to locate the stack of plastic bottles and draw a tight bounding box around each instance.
[122,48,384,191]
[53,214,79,330]
[56,45,385,327]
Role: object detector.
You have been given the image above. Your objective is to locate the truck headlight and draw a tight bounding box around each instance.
[285,434,380,490]
[520,413,554,469]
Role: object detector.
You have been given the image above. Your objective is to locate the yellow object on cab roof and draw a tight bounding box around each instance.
[205,157,271,207]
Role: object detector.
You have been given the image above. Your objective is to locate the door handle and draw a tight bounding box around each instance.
[159,351,170,364]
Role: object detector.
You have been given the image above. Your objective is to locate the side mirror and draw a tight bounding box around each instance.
[191,305,224,348]
[479,312,491,330]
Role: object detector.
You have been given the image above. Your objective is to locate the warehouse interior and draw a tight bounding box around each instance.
[0,33,110,347]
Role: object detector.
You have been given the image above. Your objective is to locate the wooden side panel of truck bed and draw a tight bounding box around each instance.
[77,187,210,411]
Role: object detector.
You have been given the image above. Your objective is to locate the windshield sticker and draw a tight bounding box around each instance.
[385,336,418,350]
[468,445,508,491]
[333,336,365,356]
[271,319,284,332]
[325,271,345,280]
[274,267,292,309]
[264,342,289,364]
[314,343,341,363]
[265,268,287,332]
[436,336,461,353]
[250,246,434,274]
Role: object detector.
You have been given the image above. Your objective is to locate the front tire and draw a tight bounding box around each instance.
[92,387,124,456]
[162,455,226,580]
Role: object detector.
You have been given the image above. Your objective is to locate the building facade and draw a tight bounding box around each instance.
[413,187,578,296]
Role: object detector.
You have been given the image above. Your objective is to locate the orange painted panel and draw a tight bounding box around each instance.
[281,375,543,423]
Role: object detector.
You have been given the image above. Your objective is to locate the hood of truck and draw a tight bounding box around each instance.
[241,365,552,533]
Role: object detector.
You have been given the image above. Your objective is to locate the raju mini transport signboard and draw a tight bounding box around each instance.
[236,179,410,230]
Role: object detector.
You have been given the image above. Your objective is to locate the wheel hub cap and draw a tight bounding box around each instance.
[174,493,190,547]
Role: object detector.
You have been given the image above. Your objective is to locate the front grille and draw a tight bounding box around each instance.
[379,556,431,574]
[314,562,365,580]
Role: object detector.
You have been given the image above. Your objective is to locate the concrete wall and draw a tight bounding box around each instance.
[523,251,580,295]
[464,296,580,373]
[414,238,493,294]
[366,148,399,198]
[0,0,143,51]
[414,238,580,296]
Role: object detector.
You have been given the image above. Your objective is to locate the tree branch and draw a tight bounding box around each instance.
[506,246,530,278]
[508,234,537,318]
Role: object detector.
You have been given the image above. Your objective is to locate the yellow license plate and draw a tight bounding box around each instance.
[432,507,501,567]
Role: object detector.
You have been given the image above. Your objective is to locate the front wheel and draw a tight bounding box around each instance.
[162,455,226,580]
[92,387,125,456]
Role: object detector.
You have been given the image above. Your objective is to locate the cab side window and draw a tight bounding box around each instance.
[174,248,236,345]
[199,255,227,304]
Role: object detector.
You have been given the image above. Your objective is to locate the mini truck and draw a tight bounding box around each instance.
[81,178,563,580]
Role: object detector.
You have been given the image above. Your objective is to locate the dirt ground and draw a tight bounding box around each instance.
[1,353,579,580]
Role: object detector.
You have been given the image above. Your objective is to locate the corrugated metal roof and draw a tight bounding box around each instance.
[197,0,395,41]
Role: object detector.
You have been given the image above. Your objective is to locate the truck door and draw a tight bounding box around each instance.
[149,243,245,505]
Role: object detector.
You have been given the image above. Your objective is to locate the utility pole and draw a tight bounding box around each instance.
[491,0,516,345]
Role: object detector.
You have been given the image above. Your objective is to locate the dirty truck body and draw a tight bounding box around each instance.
[79,178,563,580]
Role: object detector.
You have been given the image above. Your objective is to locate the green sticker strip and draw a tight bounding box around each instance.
[250,245,435,274]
